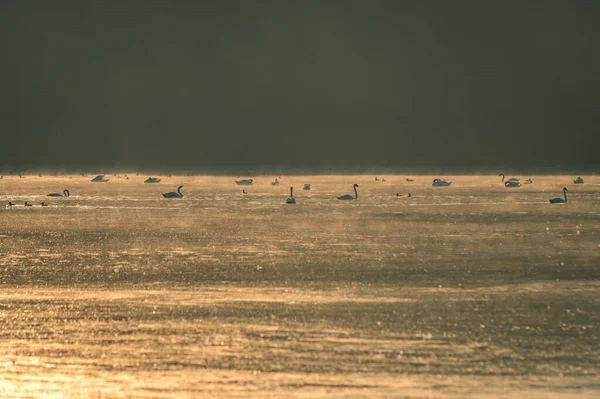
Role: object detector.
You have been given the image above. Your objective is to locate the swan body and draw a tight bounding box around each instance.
[303,184,311,190]
[549,187,568,204]
[574,177,584,184]
[236,179,253,186]
[47,189,70,197]
[504,180,521,188]
[162,185,183,198]
[432,179,452,186]
[272,178,280,186]
[144,177,161,183]
[286,187,296,204]
[91,175,109,182]
[337,184,359,200]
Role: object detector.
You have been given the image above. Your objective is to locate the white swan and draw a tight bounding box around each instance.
[504,180,521,188]
[337,184,359,200]
[549,187,568,204]
[286,187,296,204]
[162,185,183,198]
[144,177,161,183]
[48,189,70,197]
[91,175,109,182]
[432,179,452,186]
[574,177,584,184]
[272,178,280,186]
[235,179,253,185]
[303,184,311,190]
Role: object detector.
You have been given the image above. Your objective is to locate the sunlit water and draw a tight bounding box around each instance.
[0,174,599,398]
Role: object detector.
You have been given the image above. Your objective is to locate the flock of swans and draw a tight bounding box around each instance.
[1,173,586,207]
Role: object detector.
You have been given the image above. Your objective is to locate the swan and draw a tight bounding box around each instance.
[272,178,280,186]
[504,180,521,188]
[337,184,359,200]
[235,179,253,185]
[47,189,70,197]
[549,187,568,204]
[144,177,161,183]
[162,185,183,198]
[91,175,109,182]
[499,173,520,183]
[574,177,584,184]
[303,184,311,190]
[432,179,452,186]
[286,187,296,204]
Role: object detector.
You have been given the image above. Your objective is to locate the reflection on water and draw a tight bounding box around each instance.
[0,175,599,398]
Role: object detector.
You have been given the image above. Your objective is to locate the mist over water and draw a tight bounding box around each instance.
[0,174,599,397]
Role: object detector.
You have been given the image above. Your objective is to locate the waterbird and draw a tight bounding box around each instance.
[574,177,584,184]
[286,187,296,204]
[144,177,161,183]
[337,184,359,200]
[242,189,247,194]
[162,185,184,198]
[47,189,70,197]
[375,177,379,181]
[549,187,568,204]
[272,178,280,186]
[8,201,14,206]
[235,179,253,185]
[406,178,414,182]
[24,201,32,207]
[303,184,311,190]
[91,175,109,182]
[432,179,452,186]
[499,173,520,183]
[41,202,48,207]
[504,180,521,188]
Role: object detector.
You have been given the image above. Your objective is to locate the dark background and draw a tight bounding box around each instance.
[1,1,598,172]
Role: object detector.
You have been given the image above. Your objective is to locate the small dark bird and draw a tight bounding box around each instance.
[24,201,32,207]
[408,193,412,197]
[242,190,247,194]
[41,202,48,207]
[8,201,14,206]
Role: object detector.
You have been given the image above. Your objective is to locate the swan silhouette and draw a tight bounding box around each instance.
[337,184,359,200]
[272,178,280,186]
[144,177,161,183]
[549,187,568,204]
[574,177,584,184]
[236,179,253,185]
[303,184,311,190]
[504,180,521,188]
[162,185,183,198]
[91,175,109,182]
[286,187,296,204]
[499,173,520,183]
[47,189,70,197]
[432,179,452,186]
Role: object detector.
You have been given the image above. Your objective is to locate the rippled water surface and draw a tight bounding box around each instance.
[0,174,599,398]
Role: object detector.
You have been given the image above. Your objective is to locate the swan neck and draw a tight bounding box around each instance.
[354,185,358,199]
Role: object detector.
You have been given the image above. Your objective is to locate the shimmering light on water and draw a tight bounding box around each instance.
[0,174,599,398]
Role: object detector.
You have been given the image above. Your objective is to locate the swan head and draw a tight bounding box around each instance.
[178,185,183,190]
[563,187,568,193]
[353,184,359,188]
[433,179,439,183]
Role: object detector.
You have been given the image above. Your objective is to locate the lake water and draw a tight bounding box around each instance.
[0,174,599,398]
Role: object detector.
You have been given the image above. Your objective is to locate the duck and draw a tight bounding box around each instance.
[235,179,254,185]
[574,177,584,184]
[271,178,280,186]
[303,184,311,190]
